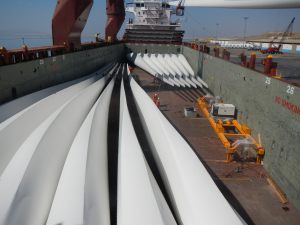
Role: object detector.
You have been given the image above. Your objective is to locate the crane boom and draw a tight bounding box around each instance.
[169,0,300,8]
[261,17,296,54]
[278,17,296,43]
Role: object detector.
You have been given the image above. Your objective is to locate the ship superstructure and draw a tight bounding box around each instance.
[124,0,184,43]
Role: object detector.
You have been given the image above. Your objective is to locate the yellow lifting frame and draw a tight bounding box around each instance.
[197,97,265,164]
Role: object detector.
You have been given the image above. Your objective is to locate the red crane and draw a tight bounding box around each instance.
[51,1,296,48]
[261,17,295,54]
[52,0,94,49]
[106,0,125,42]
[52,0,125,49]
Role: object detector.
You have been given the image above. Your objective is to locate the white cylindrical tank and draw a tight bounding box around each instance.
[262,43,270,50]
[282,44,293,53]
[296,45,300,54]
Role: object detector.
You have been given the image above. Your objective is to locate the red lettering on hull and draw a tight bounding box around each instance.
[274,96,300,116]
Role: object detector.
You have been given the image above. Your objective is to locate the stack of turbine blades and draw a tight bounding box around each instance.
[83,77,115,225]
[128,53,174,86]
[0,63,117,225]
[0,63,115,124]
[170,54,203,88]
[164,54,195,88]
[177,54,209,88]
[149,54,181,87]
[118,78,177,225]
[161,54,190,87]
[143,54,175,86]
[127,53,209,89]
[129,75,245,225]
[0,63,245,225]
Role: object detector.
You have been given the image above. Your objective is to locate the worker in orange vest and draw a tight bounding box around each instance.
[152,93,160,107]
[156,97,160,107]
[153,93,158,103]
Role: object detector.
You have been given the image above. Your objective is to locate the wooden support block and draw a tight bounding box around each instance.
[267,177,288,204]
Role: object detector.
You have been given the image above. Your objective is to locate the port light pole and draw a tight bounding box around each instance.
[243,17,249,47]
[216,23,219,40]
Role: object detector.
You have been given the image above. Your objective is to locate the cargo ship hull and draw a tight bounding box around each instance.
[0,42,300,213]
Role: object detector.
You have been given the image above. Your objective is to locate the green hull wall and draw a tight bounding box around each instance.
[1,43,299,210]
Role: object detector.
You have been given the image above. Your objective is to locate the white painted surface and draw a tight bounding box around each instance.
[178,54,195,75]
[0,64,115,225]
[149,54,181,87]
[171,55,202,88]
[166,54,197,88]
[171,54,190,76]
[143,54,175,86]
[282,44,293,52]
[130,78,245,225]
[131,53,157,76]
[157,54,185,87]
[150,54,170,76]
[118,79,177,225]
[0,62,247,224]
[262,43,270,49]
[164,54,183,76]
[169,0,300,8]
[127,53,174,86]
[0,67,110,176]
[0,63,113,125]
[177,54,208,88]
[46,95,99,225]
[128,53,209,89]
[84,78,115,225]
[164,54,191,87]
[143,54,164,76]
[0,101,71,225]
[4,76,108,225]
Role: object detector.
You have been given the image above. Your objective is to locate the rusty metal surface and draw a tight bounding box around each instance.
[52,0,93,48]
[106,0,125,41]
[133,67,300,225]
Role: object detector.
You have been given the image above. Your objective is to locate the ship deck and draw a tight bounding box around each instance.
[209,47,300,86]
[133,67,300,225]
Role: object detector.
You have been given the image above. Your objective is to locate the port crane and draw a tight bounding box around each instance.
[261,17,296,54]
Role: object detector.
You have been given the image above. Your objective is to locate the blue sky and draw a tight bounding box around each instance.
[0,0,299,48]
